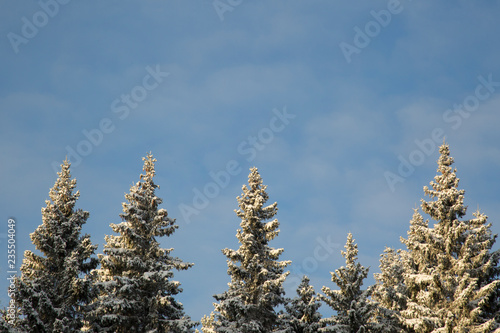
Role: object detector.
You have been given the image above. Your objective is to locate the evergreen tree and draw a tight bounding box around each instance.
[0,323,21,333]
[12,159,98,332]
[399,209,441,332]
[282,276,323,333]
[319,233,379,333]
[84,153,196,332]
[371,247,406,333]
[399,143,500,333]
[201,167,291,333]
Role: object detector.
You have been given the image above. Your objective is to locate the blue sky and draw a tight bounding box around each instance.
[1,0,500,324]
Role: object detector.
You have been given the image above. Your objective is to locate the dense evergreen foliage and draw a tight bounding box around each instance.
[397,144,500,333]
[372,247,406,333]
[281,276,323,333]
[3,144,499,333]
[201,167,291,333]
[319,233,380,333]
[84,153,196,332]
[10,160,98,332]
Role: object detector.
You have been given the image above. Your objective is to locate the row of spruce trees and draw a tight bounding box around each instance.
[1,143,499,332]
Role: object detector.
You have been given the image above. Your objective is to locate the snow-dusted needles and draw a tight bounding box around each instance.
[5,144,500,333]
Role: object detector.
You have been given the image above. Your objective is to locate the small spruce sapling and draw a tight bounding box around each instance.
[282,276,323,333]
[320,233,379,333]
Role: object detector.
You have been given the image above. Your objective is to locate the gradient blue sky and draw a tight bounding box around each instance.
[1,0,500,324]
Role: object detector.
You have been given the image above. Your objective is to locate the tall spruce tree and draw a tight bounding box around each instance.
[282,276,323,333]
[84,153,196,332]
[399,143,500,333]
[11,159,98,332]
[201,167,291,333]
[319,233,379,333]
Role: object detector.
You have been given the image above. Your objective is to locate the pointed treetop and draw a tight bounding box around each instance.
[235,167,276,226]
[320,233,376,332]
[283,275,323,332]
[422,142,466,223]
[436,142,456,177]
[246,166,267,192]
[342,232,358,267]
[13,158,97,332]
[140,152,156,182]
[397,142,500,332]
[87,152,195,332]
[205,167,289,332]
[48,158,79,214]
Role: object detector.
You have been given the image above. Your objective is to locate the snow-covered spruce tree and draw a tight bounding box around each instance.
[201,167,291,333]
[11,159,98,332]
[84,153,196,333]
[319,233,380,333]
[371,247,406,333]
[398,209,440,332]
[399,143,500,333]
[282,275,323,333]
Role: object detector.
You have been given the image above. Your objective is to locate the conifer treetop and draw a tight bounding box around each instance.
[33,158,88,257]
[422,142,466,224]
[320,233,378,332]
[87,152,196,332]
[282,275,322,333]
[235,166,277,229]
[343,232,358,268]
[323,232,369,304]
[47,158,79,215]
[372,247,407,333]
[228,167,289,274]
[14,158,97,332]
[114,152,181,246]
[31,157,96,272]
[398,143,500,333]
[205,167,290,332]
